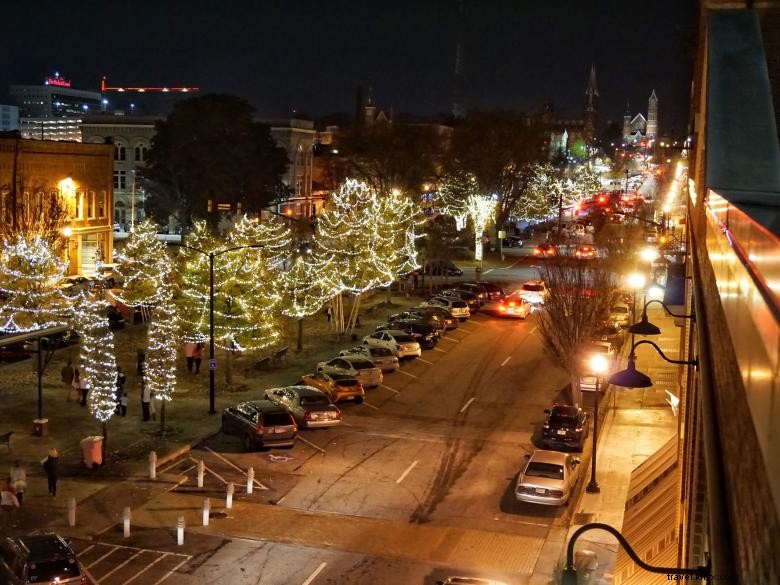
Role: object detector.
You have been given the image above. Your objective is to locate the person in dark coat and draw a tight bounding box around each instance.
[115,365,126,413]
[42,448,59,496]
[61,360,75,401]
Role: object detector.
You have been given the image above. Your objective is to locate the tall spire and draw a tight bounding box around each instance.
[584,63,599,140]
[585,63,599,100]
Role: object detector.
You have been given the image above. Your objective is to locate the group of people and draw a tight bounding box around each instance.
[184,341,204,374]
[1,451,59,526]
[61,360,88,406]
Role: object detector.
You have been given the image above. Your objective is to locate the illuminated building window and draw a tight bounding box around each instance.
[98,190,106,218]
[76,190,84,220]
[87,190,96,218]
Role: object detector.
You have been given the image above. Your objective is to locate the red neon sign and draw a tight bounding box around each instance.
[45,75,71,87]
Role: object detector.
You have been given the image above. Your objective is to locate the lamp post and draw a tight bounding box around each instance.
[586,353,608,494]
[626,272,646,347]
[628,299,695,336]
[170,243,265,414]
[609,340,698,389]
[624,169,629,195]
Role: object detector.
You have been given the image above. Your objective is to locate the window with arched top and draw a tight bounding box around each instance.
[134,145,148,162]
[75,190,84,220]
[115,144,126,161]
[87,190,96,219]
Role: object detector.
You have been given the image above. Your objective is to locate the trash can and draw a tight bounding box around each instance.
[32,418,49,437]
[80,436,104,468]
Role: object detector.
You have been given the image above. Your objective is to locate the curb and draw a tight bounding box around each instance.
[154,429,220,471]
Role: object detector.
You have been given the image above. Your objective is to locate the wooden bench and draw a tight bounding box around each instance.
[0,431,13,452]
[252,356,272,370]
[271,347,289,365]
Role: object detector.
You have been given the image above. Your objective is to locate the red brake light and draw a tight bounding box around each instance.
[509,301,516,307]
[304,411,312,421]
[335,410,342,419]
[256,423,264,435]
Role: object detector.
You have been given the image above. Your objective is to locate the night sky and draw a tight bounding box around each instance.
[3,0,696,134]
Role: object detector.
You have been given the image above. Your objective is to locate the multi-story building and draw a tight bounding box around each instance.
[0,105,19,131]
[80,114,159,227]
[0,135,114,276]
[9,74,103,118]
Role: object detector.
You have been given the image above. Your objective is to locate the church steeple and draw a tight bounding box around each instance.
[646,89,658,140]
[584,63,599,140]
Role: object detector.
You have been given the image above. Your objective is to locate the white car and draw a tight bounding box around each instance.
[609,303,631,327]
[339,346,399,372]
[363,329,422,358]
[317,356,383,388]
[515,449,581,506]
[518,280,548,306]
[420,296,470,321]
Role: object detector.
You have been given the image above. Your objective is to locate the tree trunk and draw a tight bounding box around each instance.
[224,347,233,385]
[296,318,304,351]
[346,293,363,334]
[160,401,166,432]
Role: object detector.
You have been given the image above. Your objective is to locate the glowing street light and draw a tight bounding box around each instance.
[627,273,646,290]
[640,247,659,263]
[585,353,609,494]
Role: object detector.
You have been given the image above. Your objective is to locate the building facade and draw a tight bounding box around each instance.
[622,91,660,144]
[80,115,159,227]
[0,105,19,131]
[9,74,103,118]
[0,136,114,276]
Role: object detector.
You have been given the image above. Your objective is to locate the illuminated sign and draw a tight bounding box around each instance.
[44,73,71,88]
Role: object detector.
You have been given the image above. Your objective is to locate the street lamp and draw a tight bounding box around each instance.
[170,242,265,414]
[628,299,694,336]
[609,340,698,388]
[626,272,646,347]
[585,353,608,494]
[640,246,658,263]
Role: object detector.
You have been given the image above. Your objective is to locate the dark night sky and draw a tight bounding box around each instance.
[3,0,696,135]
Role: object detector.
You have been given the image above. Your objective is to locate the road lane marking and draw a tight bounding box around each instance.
[151,557,190,585]
[124,553,170,585]
[380,384,399,394]
[296,435,326,453]
[204,446,268,490]
[483,268,495,275]
[396,460,419,484]
[86,545,120,568]
[417,357,433,365]
[100,550,144,580]
[459,397,476,414]
[397,369,418,378]
[432,347,447,353]
[302,562,328,585]
[501,356,512,366]
[78,544,96,556]
[362,401,380,410]
[442,336,460,342]
[467,319,484,325]
[189,455,229,486]
[458,328,472,334]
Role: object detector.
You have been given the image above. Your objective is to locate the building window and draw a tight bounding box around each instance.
[98,190,106,218]
[113,170,127,190]
[87,190,96,219]
[76,190,84,220]
[134,145,147,162]
[114,144,126,161]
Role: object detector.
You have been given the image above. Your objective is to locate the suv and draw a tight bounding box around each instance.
[0,533,86,584]
[454,282,486,304]
[221,400,297,451]
[439,289,480,313]
[389,309,446,331]
[381,320,439,349]
[542,404,589,451]
[420,296,470,321]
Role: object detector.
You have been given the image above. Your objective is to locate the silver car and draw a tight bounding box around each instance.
[420,296,470,321]
[340,345,400,372]
[362,329,422,358]
[515,449,580,506]
[264,385,341,428]
[317,356,383,388]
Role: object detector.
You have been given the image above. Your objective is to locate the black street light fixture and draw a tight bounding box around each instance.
[170,242,265,414]
[628,299,694,336]
[561,522,707,584]
[609,340,698,388]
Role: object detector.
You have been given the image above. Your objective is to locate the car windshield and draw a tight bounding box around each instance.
[27,558,81,582]
[394,335,414,343]
[349,360,375,369]
[300,395,329,406]
[522,284,544,292]
[525,462,564,480]
[611,306,629,314]
[370,347,394,357]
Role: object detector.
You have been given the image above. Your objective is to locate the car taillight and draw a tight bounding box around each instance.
[508,301,516,307]
[396,344,403,351]
[534,249,541,255]
[304,411,312,421]
[549,489,564,498]
[335,410,342,419]
[575,427,582,432]
[256,424,264,435]
[543,423,549,429]
[499,305,506,312]
[81,575,88,585]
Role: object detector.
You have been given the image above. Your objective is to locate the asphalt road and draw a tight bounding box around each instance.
[130,248,576,584]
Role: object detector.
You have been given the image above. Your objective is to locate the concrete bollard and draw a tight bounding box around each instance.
[202,498,210,526]
[123,507,131,538]
[177,516,185,545]
[246,467,254,494]
[149,451,157,479]
[197,459,205,488]
[226,482,234,509]
[67,497,76,527]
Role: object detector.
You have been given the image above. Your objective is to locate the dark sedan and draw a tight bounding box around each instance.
[381,320,439,349]
[542,404,589,451]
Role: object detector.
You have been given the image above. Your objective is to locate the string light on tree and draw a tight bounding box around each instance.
[438,171,478,230]
[465,194,497,263]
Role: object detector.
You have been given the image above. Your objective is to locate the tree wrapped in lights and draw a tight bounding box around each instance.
[177,220,283,381]
[438,171,478,230]
[513,163,557,221]
[229,214,292,268]
[0,234,69,333]
[573,166,602,200]
[146,290,179,427]
[465,194,497,264]
[375,188,424,280]
[74,292,117,425]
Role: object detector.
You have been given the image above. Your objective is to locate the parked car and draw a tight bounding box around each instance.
[0,342,32,363]
[412,306,459,330]
[264,385,341,428]
[96,264,124,288]
[300,372,365,403]
[363,330,422,358]
[437,578,508,585]
[471,281,505,301]
[542,404,589,451]
[339,345,399,372]
[591,323,626,347]
[439,288,480,313]
[518,280,548,306]
[380,320,439,349]
[585,340,616,365]
[420,296,470,321]
[501,235,524,248]
[492,297,532,319]
[454,282,487,304]
[0,533,85,585]
[515,449,581,506]
[389,309,448,331]
[533,243,557,258]
[221,400,297,451]
[575,245,597,260]
[317,356,383,388]
[609,303,631,327]
[57,275,93,296]
[423,261,463,277]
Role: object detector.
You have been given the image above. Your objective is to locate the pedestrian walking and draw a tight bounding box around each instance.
[9,461,26,506]
[136,351,146,376]
[71,368,83,405]
[115,365,126,413]
[184,341,196,373]
[41,449,59,496]
[193,343,204,374]
[150,390,157,421]
[120,392,128,417]
[141,381,151,422]
[61,360,75,401]
[325,305,332,322]
[1,477,19,526]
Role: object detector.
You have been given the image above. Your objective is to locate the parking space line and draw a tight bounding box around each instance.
[151,557,190,585]
[432,347,447,353]
[396,460,419,484]
[380,384,399,394]
[296,435,326,453]
[204,446,268,490]
[78,544,96,556]
[441,336,460,343]
[467,319,484,325]
[100,550,144,580]
[158,459,187,474]
[459,397,476,414]
[124,553,170,585]
[501,356,512,366]
[417,357,433,365]
[86,545,120,568]
[362,401,380,410]
[458,328,472,334]
[396,369,418,378]
[302,562,328,585]
[190,456,229,486]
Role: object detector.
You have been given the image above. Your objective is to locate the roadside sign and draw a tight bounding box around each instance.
[208,359,217,371]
